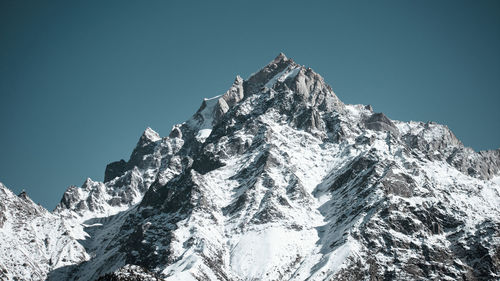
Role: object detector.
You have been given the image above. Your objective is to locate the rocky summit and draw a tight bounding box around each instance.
[1,53,500,281]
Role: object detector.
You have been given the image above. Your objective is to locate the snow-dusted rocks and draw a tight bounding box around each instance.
[96,264,161,281]
[1,53,499,280]
[0,183,88,280]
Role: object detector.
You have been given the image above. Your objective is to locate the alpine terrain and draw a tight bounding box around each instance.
[1,53,500,281]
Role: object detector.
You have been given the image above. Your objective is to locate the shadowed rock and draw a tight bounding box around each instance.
[364,112,399,136]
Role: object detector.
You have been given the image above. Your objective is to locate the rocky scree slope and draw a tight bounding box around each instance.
[1,53,500,280]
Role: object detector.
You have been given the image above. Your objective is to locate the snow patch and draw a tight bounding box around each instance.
[265,66,301,88]
[195,129,212,143]
[230,226,318,279]
[144,127,161,142]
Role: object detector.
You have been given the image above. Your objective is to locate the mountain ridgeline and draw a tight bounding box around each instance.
[1,53,500,281]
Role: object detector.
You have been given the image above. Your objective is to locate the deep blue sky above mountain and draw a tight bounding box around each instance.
[1,0,499,209]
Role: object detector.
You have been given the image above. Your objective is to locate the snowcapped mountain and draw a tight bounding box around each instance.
[1,53,499,280]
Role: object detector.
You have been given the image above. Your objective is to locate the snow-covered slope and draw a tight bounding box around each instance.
[1,53,499,281]
[0,183,88,280]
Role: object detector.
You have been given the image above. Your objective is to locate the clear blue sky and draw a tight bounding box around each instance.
[1,0,499,209]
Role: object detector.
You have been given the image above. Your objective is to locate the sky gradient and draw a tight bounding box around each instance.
[1,0,499,209]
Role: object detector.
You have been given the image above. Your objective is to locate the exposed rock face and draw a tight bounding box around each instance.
[364,112,399,136]
[104,127,162,183]
[104,159,127,183]
[217,75,244,116]
[1,53,499,281]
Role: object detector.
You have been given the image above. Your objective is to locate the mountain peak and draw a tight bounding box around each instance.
[133,127,161,150]
[272,52,289,63]
[244,53,298,96]
[234,75,243,84]
[142,127,161,143]
[17,190,28,199]
[3,54,500,281]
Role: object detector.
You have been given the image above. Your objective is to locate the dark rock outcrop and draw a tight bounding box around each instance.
[364,112,399,136]
[104,159,127,182]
